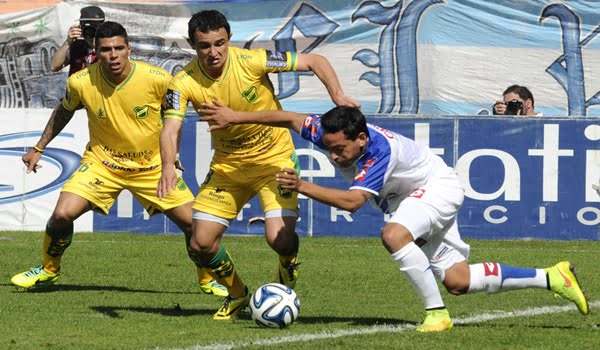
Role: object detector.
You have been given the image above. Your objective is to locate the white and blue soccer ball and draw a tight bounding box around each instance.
[250,283,300,328]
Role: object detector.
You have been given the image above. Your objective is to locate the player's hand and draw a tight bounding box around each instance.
[157,166,179,199]
[198,100,237,131]
[275,167,302,191]
[22,149,43,174]
[493,101,506,115]
[333,94,361,109]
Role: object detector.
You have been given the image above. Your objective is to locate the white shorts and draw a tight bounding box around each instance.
[388,173,470,281]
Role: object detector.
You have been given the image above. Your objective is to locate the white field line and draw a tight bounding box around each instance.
[166,301,599,350]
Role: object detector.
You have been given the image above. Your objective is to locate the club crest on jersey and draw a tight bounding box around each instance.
[134,105,149,119]
[97,108,106,119]
[278,185,293,199]
[354,158,377,182]
[265,50,287,68]
[242,86,258,103]
[166,89,180,110]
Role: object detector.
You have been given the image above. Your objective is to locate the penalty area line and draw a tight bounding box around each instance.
[170,300,599,350]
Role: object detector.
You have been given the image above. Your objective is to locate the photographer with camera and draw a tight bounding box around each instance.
[493,85,542,116]
[50,6,105,76]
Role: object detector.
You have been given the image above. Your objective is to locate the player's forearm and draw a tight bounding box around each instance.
[234,110,305,133]
[159,120,181,167]
[50,43,70,72]
[303,54,346,102]
[36,105,74,149]
[296,180,366,213]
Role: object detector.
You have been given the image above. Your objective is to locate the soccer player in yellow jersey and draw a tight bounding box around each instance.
[11,21,227,298]
[157,10,360,320]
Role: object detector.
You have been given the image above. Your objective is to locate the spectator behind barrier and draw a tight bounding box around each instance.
[50,6,105,76]
[493,85,542,116]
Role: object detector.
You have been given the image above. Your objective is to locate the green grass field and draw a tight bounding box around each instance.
[1,231,599,350]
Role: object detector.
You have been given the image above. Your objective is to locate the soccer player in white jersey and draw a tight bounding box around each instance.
[198,102,589,332]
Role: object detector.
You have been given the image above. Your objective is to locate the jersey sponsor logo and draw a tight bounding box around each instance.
[265,50,288,68]
[433,246,449,261]
[149,69,165,77]
[409,188,426,199]
[242,86,258,103]
[134,105,149,119]
[237,53,253,60]
[96,108,106,119]
[166,89,180,110]
[354,157,377,182]
[483,262,499,276]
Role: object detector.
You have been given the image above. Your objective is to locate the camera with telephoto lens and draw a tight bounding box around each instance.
[505,100,523,115]
[80,22,97,40]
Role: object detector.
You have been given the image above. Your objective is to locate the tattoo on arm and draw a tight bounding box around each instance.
[39,106,75,147]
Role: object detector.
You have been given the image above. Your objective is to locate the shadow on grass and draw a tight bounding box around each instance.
[90,304,414,326]
[2,283,195,294]
[91,304,216,318]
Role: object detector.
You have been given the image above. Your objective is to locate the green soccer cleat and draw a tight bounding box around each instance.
[545,261,589,315]
[416,308,453,333]
[213,287,250,320]
[200,279,229,297]
[11,265,59,289]
[277,262,300,289]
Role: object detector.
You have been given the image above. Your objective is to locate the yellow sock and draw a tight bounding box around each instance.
[42,234,61,273]
[279,254,298,267]
[209,246,247,298]
[197,267,214,285]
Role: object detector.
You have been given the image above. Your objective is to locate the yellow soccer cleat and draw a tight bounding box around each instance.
[200,279,229,297]
[213,287,250,320]
[416,308,453,333]
[545,261,589,315]
[11,265,59,289]
[277,262,300,289]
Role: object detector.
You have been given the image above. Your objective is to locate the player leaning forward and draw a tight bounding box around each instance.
[11,21,227,297]
[157,10,360,320]
[199,103,590,332]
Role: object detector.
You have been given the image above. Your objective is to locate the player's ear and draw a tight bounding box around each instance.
[358,132,368,147]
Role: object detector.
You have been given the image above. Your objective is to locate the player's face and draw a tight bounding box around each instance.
[190,28,230,77]
[97,36,131,82]
[322,130,368,168]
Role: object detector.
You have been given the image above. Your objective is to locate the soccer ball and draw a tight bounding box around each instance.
[250,283,300,328]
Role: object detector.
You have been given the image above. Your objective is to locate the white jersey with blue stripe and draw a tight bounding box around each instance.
[300,115,455,214]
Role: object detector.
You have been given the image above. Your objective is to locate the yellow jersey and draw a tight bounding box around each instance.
[63,60,170,173]
[164,46,297,165]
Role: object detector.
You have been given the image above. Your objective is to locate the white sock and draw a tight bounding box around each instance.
[468,262,547,293]
[391,242,445,309]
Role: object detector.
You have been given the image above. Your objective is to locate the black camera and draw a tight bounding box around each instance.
[80,22,97,40]
[505,100,523,115]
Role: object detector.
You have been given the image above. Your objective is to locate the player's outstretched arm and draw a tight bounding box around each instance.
[295,53,361,109]
[276,167,370,212]
[22,104,75,173]
[198,100,306,133]
[157,118,183,199]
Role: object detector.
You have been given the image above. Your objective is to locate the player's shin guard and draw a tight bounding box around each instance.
[42,222,73,273]
[208,245,246,297]
[392,242,445,310]
[468,262,547,293]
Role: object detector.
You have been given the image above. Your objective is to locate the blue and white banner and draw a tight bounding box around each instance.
[3,110,597,240]
[0,0,598,115]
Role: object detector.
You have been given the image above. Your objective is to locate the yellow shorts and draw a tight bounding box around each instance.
[194,153,300,220]
[61,156,194,215]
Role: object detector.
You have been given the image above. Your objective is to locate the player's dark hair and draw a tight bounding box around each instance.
[321,106,370,140]
[188,10,231,43]
[503,84,535,108]
[94,21,128,46]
